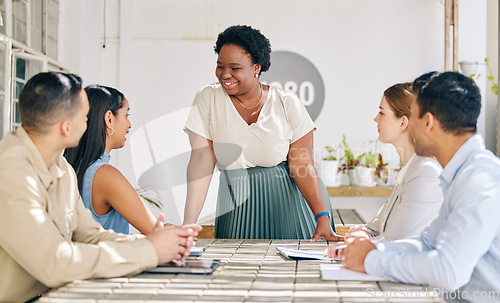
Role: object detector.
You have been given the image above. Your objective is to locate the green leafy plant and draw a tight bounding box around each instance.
[466,58,498,96]
[323,145,338,161]
[341,134,364,169]
[485,58,498,96]
[136,186,163,209]
[364,151,377,168]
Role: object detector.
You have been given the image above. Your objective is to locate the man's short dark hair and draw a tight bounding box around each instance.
[413,71,481,135]
[19,72,83,133]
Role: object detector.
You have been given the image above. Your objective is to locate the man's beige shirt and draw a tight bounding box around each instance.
[0,127,158,302]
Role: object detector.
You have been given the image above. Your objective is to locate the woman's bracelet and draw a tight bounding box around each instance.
[314,211,330,221]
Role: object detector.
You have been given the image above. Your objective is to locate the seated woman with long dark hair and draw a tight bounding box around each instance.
[64,85,157,234]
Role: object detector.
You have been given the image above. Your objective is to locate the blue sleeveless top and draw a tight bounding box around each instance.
[81,152,130,234]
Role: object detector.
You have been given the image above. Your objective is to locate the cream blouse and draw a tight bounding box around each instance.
[365,154,444,241]
[184,83,316,170]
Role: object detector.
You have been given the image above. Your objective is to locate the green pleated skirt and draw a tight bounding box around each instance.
[215,161,335,239]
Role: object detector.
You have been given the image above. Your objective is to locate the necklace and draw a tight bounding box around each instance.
[234,84,263,110]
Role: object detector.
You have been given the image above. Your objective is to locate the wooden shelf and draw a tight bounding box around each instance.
[327,186,393,197]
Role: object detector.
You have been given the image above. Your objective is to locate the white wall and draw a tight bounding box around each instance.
[458,0,488,151]
[60,0,490,225]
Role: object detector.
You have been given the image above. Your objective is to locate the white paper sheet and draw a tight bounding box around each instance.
[320,263,388,281]
[276,247,338,261]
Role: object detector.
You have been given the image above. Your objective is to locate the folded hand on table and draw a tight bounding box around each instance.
[340,237,377,273]
[147,213,202,264]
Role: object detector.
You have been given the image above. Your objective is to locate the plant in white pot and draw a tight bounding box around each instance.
[340,135,364,186]
[319,145,342,187]
[356,150,377,187]
[341,135,376,187]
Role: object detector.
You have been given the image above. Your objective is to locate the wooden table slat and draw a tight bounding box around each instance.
[38,240,445,302]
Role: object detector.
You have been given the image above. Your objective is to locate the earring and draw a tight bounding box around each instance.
[254,73,258,78]
[107,127,114,136]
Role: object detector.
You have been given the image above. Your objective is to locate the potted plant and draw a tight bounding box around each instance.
[353,150,377,187]
[339,134,362,169]
[341,135,376,187]
[375,154,390,186]
[319,145,342,187]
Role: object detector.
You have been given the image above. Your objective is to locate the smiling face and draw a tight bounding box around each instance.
[215,43,260,97]
[109,97,131,150]
[373,96,406,144]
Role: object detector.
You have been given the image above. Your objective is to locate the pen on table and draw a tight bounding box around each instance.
[334,243,348,250]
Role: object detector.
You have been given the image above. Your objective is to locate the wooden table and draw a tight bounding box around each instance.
[37,239,444,302]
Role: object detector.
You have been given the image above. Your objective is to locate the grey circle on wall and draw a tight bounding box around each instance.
[260,50,325,121]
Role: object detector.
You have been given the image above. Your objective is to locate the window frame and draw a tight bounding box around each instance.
[10,49,46,130]
[0,0,65,139]
[0,36,12,138]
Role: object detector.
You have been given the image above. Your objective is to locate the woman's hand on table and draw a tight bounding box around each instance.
[309,216,344,242]
[147,214,202,264]
[181,223,203,242]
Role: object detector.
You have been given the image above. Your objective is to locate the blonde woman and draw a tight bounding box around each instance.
[328,82,443,257]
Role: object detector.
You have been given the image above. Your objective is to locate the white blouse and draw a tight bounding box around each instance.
[365,154,444,241]
[184,83,315,170]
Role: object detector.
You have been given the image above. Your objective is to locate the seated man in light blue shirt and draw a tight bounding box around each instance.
[339,71,500,303]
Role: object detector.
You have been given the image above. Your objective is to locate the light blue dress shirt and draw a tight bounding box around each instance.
[81,152,130,234]
[365,135,500,303]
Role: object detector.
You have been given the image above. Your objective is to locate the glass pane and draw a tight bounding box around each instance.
[14,101,20,124]
[0,44,5,91]
[27,60,43,78]
[0,0,6,35]
[0,95,4,139]
[47,18,58,39]
[12,0,27,44]
[47,0,59,60]
[48,0,58,19]
[31,0,43,52]
[15,81,23,98]
[47,37,57,59]
[16,58,26,79]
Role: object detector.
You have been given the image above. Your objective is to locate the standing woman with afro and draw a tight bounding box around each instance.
[183,25,343,241]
